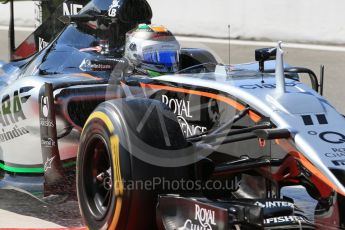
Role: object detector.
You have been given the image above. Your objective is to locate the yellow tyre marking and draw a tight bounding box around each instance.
[85,111,123,229]
[109,135,122,229]
[85,111,115,133]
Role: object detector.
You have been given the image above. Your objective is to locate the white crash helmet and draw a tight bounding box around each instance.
[125,24,180,74]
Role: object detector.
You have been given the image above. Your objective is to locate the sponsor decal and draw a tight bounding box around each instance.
[40,96,54,127]
[44,156,55,172]
[325,148,345,158]
[0,87,31,142]
[181,204,216,230]
[41,96,49,118]
[332,159,345,166]
[108,0,120,17]
[41,137,56,148]
[90,63,112,71]
[264,215,309,225]
[79,58,122,71]
[0,90,29,127]
[255,201,294,209]
[63,3,83,16]
[0,125,29,143]
[161,95,207,137]
[40,118,54,127]
[178,116,207,138]
[162,95,192,118]
[319,131,345,144]
[240,82,296,90]
[38,37,49,51]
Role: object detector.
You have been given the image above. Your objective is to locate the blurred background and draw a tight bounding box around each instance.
[1,0,345,44]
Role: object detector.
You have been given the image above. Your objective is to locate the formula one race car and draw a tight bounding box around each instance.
[1,0,345,229]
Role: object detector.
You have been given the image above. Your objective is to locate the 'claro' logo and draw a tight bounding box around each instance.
[319,131,345,144]
[239,82,297,90]
[181,204,216,230]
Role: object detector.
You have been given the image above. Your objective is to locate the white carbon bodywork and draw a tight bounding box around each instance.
[0,76,44,166]
[0,73,94,167]
[156,66,345,195]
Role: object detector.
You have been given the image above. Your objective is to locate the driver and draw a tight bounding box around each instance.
[122,24,181,77]
[80,24,181,78]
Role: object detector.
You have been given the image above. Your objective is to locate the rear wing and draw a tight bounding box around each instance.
[2,0,90,61]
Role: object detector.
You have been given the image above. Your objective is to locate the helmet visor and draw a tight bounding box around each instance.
[143,50,179,67]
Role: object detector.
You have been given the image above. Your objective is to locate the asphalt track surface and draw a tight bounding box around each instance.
[0,29,345,228]
[0,188,83,228]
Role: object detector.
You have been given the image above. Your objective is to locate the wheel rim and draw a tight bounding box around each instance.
[83,134,114,220]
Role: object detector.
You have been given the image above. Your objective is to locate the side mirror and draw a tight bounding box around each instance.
[255,48,277,72]
[253,128,291,140]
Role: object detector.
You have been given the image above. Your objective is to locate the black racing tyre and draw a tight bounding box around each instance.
[77,98,194,230]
